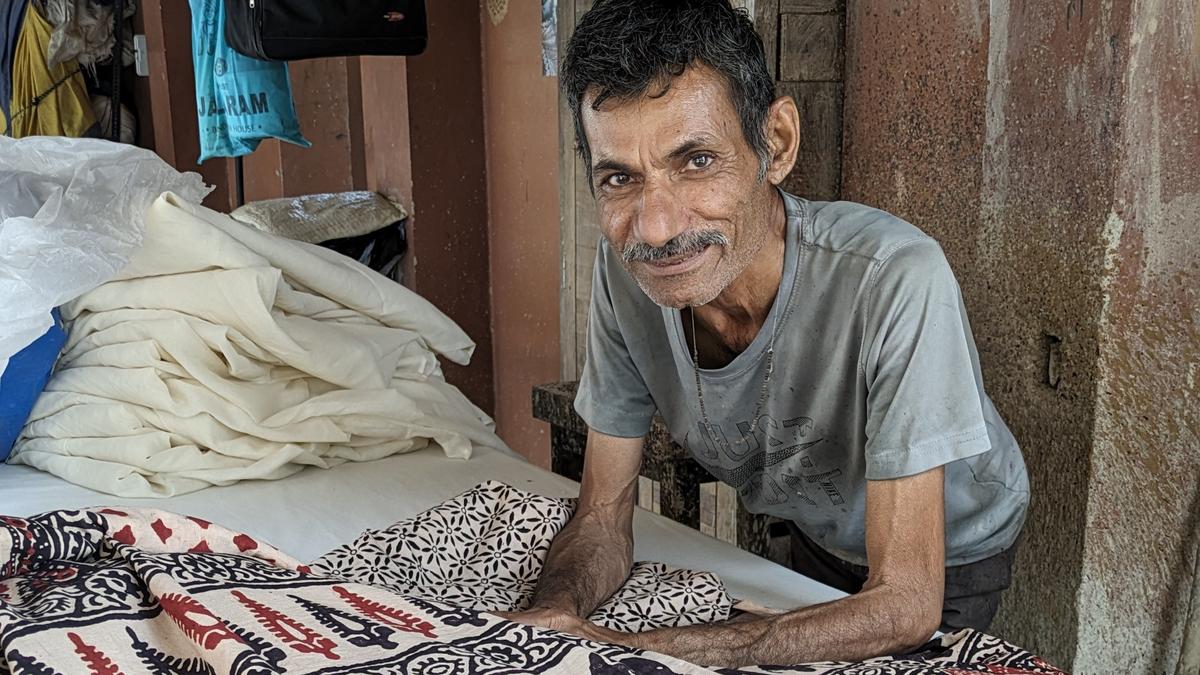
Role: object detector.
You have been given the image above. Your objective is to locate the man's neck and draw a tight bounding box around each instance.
[693,193,788,354]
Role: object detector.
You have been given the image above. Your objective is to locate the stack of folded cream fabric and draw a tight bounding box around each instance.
[10,192,507,498]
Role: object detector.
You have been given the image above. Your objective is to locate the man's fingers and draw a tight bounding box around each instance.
[495,609,574,632]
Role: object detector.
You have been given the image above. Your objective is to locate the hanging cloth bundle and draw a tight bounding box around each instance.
[107,0,122,141]
[0,0,27,132]
[39,0,134,69]
[2,1,94,137]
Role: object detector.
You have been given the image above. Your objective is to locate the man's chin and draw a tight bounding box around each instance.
[634,278,723,310]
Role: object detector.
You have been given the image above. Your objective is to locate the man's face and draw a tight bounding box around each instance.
[582,65,776,309]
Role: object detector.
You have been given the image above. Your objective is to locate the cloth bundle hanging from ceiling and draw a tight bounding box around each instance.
[1,0,94,137]
[0,0,26,131]
[40,0,135,69]
[9,192,508,498]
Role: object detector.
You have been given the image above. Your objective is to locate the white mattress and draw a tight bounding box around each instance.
[0,445,844,611]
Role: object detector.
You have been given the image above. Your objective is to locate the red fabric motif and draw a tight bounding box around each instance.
[233,534,257,552]
[332,586,436,638]
[111,525,135,546]
[188,540,212,553]
[68,632,122,675]
[159,593,245,651]
[232,590,340,660]
[151,518,173,544]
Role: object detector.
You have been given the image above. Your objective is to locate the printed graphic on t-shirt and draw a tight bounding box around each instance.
[690,414,845,510]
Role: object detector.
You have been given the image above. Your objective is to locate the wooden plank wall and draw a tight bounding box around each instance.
[776,0,844,201]
[559,0,846,373]
[557,0,580,380]
[559,0,604,379]
[137,2,414,212]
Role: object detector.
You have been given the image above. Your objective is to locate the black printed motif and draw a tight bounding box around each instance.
[311,481,735,632]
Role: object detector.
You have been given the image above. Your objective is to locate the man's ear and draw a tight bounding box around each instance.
[763,96,801,186]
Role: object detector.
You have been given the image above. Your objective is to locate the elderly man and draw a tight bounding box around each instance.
[507,0,1029,667]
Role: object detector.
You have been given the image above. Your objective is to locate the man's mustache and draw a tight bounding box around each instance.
[621,230,729,264]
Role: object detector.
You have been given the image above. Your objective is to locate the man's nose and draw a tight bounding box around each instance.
[633,183,687,249]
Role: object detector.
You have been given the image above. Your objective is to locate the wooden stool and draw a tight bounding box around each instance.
[532,381,784,561]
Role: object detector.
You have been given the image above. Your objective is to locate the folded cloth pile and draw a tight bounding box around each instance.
[9,192,507,498]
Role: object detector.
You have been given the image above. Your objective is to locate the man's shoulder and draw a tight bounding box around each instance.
[802,199,934,262]
[595,236,629,285]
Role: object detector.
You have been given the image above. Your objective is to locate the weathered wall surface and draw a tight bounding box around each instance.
[1076,0,1200,671]
[843,0,1197,670]
[481,1,562,466]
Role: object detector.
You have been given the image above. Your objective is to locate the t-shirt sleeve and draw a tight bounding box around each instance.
[573,243,655,438]
[860,238,991,480]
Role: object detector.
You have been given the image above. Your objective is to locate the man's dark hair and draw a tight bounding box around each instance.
[561,0,775,183]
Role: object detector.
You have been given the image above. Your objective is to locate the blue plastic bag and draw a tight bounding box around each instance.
[189,0,309,162]
[0,309,66,461]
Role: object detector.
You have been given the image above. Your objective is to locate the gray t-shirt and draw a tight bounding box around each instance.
[575,193,1029,566]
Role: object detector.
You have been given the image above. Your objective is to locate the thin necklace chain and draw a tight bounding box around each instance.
[690,307,776,447]
[689,218,804,452]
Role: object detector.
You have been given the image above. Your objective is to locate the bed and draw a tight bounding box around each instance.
[0,446,1063,675]
[0,443,844,611]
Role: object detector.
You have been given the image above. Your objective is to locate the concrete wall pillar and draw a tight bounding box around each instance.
[842,0,1198,670]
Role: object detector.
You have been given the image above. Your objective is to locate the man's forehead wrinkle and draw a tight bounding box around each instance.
[665,134,721,161]
[591,157,632,176]
[582,68,741,173]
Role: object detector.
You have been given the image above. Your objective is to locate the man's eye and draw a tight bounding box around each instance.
[690,154,713,169]
[606,173,632,187]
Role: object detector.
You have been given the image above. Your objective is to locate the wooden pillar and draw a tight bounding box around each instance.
[348,56,414,212]
[403,1,494,414]
[242,58,358,202]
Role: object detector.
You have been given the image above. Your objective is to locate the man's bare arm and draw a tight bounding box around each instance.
[523,429,644,617]
[575,467,947,667]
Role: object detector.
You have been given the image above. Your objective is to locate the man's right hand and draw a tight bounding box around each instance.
[519,429,645,618]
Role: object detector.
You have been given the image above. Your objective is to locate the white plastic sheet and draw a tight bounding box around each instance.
[0,136,210,378]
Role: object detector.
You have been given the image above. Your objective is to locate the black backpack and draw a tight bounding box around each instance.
[223,0,427,61]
